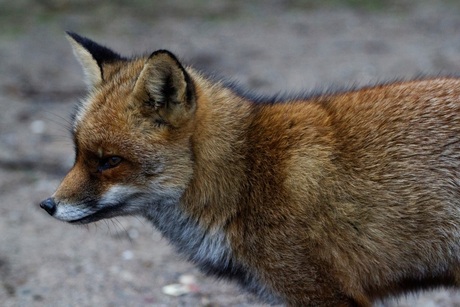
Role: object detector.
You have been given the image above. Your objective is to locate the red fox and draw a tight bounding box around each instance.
[40,32,460,306]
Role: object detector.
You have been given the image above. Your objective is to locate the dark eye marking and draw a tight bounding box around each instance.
[97,156,123,172]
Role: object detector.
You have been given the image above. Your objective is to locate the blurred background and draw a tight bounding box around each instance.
[1,0,460,306]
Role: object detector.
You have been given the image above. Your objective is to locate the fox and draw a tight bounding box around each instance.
[39,32,460,306]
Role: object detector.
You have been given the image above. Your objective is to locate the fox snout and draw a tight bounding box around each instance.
[40,197,57,216]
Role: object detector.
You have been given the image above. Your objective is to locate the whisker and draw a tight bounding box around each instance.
[103,219,112,236]
[113,218,133,243]
[134,215,147,227]
[93,221,100,234]
[42,111,73,129]
[41,134,73,142]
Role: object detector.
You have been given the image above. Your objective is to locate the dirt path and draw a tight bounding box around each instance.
[1,1,460,306]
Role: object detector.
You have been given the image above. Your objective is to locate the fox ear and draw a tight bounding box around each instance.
[66,32,122,89]
[134,50,196,128]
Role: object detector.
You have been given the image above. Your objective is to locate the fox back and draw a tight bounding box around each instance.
[40,33,460,306]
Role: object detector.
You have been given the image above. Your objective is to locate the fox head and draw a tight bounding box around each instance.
[40,33,197,223]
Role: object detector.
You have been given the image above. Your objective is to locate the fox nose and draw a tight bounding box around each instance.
[40,198,57,216]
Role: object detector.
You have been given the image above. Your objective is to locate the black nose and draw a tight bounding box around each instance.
[40,198,57,216]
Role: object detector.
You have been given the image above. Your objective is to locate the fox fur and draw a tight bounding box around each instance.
[40,32,460,306]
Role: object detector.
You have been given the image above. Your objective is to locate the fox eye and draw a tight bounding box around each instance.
[98,156,122,172]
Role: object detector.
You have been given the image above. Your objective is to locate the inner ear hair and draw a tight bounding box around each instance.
[145,51,190,104]
[135,50,196,127]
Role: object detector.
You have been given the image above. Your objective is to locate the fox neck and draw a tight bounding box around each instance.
[143,70,258,284]
[182,69,252,230]
[142,71,283,302]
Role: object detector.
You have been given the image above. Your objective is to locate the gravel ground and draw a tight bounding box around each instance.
[1,1,460,306]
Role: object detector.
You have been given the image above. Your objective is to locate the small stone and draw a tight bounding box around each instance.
[30,120,46,134]
[178,274,196,285]
[121,250,134,260]
[162,283,190,296]
[127,228,139,240]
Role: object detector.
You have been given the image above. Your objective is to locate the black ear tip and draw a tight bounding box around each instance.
[66,31,88,46]
[65,32,124,65]
[149,50,180,62]
[66,31,79,39]
[149,50,186,73]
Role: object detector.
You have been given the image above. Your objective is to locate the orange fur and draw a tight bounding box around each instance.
[40,34,460,306]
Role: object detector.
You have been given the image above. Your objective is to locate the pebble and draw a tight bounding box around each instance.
[178,274,196,285]
[127,228,139,240]
[162,283,190,297]
[30,120,46,134]
[162,274,199,297]
[121,250,134,260]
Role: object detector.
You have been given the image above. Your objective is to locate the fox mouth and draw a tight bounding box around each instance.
[40,187,145,224]
[68,203,126,224]
[67,191,145,224]
[39,198,128,224]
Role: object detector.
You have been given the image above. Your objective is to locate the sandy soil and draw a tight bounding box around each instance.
[1,1,460,306]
